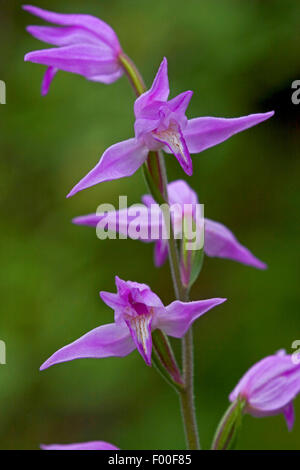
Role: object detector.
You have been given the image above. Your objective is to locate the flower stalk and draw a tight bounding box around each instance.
[120,54,200,450]
[119,53,146,96]
[145,151,168,199]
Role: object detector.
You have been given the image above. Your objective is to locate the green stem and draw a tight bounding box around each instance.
[181,328,200,450]
[120,53,200,450]
[146,151,167,198]
[119,53,146,96]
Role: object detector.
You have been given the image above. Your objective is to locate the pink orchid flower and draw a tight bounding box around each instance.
[73,179,266,270]
[23,5,123,95]
[67,57,273,197]
[230,350,300,431]
[40,276,226,369]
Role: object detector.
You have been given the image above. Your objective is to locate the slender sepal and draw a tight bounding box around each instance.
[211,398,246,450]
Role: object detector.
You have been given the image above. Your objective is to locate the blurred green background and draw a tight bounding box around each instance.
[0,0,299,450]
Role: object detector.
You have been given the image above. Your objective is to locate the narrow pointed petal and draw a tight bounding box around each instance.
[67,139,148,197]
[25,44,118,78]
[157,298,226,338]
[204,219,267,269]
[283,402,295,431]
[73,205,162,241]
[40,323,135,370]
[167,90,193,115]
[184,111,274,154]
[41,441,119,450]
[134,117,161,139]
[100,291,126,313]
[154,240,168,267]
[124,315,153,366]
[154,121,193,175]
[134,58,169,117]
[22,5,121,52]
[72,213,107,228]
[26,25,102,47]
[41,66,57,96]
[72,208,142,236]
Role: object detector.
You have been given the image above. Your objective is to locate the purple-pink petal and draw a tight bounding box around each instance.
[134,57,169,118]
[156,298,226,338]
[23,5,121,52]
[26,25,102,47]
[41,441,119,450]
[204,219,267,269]
[114,276,164,309]
[67,138,148,198]
[154,239,168,267]
[25,44,119,78]
[72,213,105,228]
[229,350,300,430]
[101,277,164,365]
[73,205,161,241]
[40,323,135,371]
[167,90,193,116]
[167,180,198,206]
[23,5,123,92]
[100,291,127,318]
[88,69,123,84]
[41,66,57,96]
[283,402,295,431]
[184,112,274,154]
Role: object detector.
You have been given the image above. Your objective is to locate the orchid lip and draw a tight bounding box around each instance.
[124,313,153,366]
